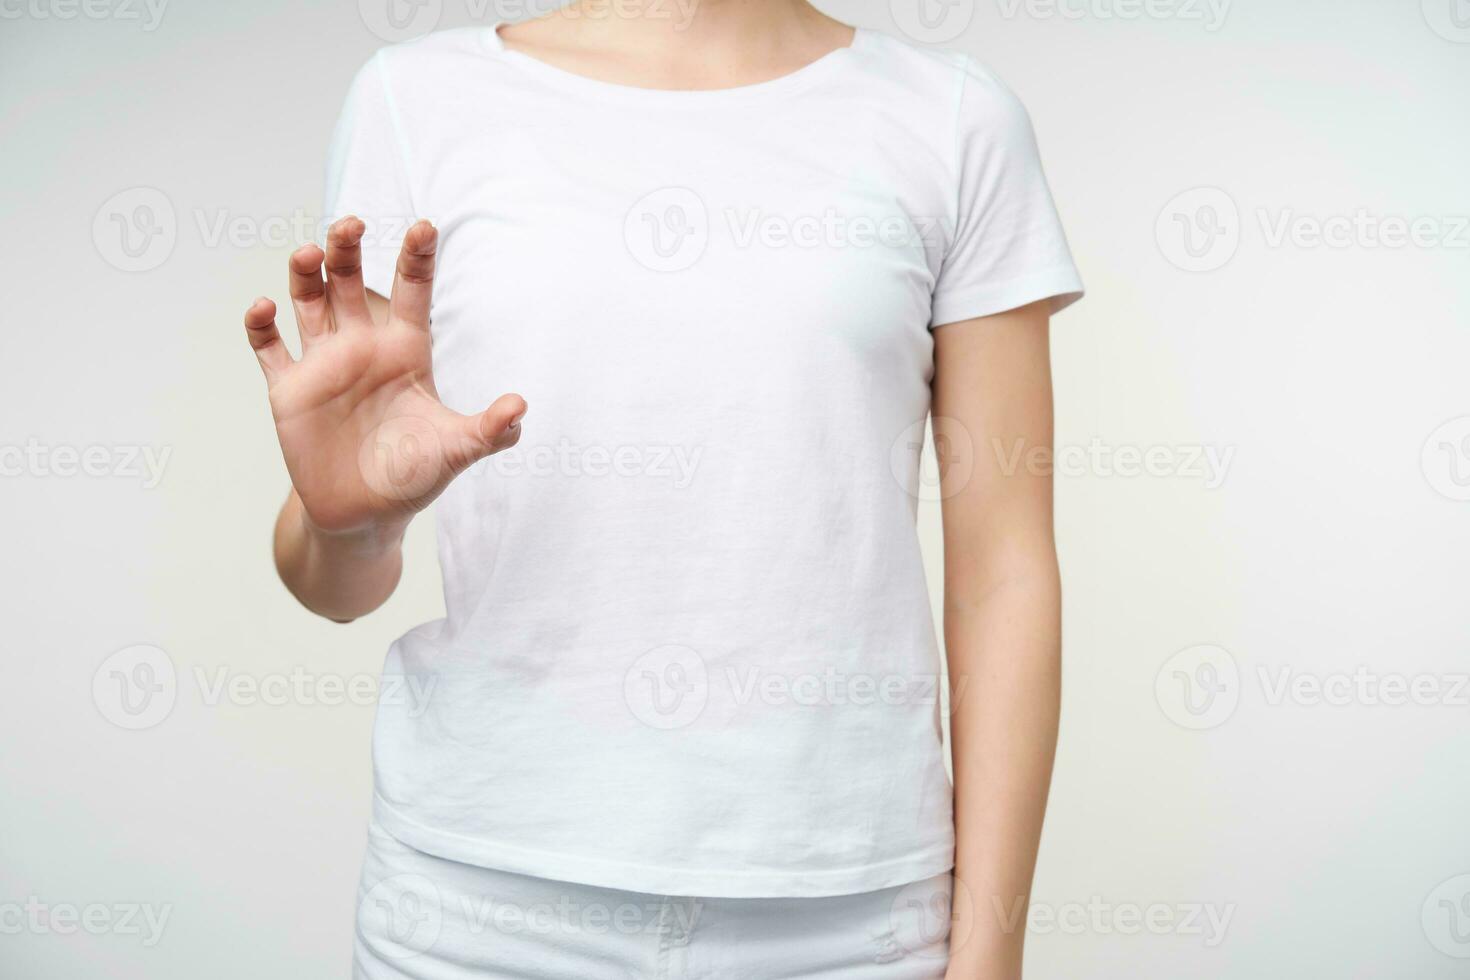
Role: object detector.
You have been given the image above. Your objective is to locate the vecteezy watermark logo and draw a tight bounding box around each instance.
[993,896,1235,946]
[359,415,445,504]
[1423,874,1470,958]
[358,0,442,42]
[1156,187,1240,273]
[1421,416,1470,501]
[1160,189,1470,272]
[891,417,976,502]
[993,437,1235,489]
[94,646,436,731]
[92,645,178,731]
[1163,656,1470,721]
[457,893,704,937]
[480,440,704,489]
[1255,210,1470,250]
[889,876,972,960]
[359,874,444,960]
[192,667,436,715]
[723,208,943,251]
[0,0,169,30]
[193,208,415,251]
[1155,644,1240,730]
[93,187,177,273]
[624,188,709,272]
[0,440,172,487]
[1256,667,1470,708]
[623,645,708,730]
[724,667,953,709]
[1422,0,1470,43]
[94,201,418,271]
[995,0,1230,31]
[890,0,976,43]
[0,898,173,947]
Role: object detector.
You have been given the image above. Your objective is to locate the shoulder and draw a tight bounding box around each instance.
[854,30,1033,133]
[376,24,490,62]
[332,26,507,125]
[360,26,496,87]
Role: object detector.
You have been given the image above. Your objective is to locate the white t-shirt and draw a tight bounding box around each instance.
[325,24,1082,899]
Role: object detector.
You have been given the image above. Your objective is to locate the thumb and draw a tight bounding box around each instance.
[447,392,526,471]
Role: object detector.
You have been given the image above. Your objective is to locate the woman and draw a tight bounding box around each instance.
[242,2,1081,976]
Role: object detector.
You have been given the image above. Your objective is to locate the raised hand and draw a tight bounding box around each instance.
[244,217,524,537]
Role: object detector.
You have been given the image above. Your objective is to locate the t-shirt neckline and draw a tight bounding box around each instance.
[482,23,867,103]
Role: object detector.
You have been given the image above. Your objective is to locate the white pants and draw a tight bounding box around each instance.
[354,823,952,979]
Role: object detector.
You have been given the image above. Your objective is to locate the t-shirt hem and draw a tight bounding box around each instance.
[373,794,955,899]
[930,265,1085,329]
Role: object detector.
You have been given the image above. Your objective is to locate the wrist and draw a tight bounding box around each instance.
[292,492,409,558]
[944,873,1025,980]
[274,492,407,623]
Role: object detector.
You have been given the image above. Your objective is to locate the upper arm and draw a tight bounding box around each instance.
[931,300,1058,601]
[925,66,1076,594]
[929,61,1082,330]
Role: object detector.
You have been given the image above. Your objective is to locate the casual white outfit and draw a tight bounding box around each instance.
[326,18,1081,923]
[354,822,952,980]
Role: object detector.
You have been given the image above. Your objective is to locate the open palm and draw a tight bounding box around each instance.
[244,217,524,534]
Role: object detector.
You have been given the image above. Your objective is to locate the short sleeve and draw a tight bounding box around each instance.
[324,51,416,299]
[929,60,1084,328]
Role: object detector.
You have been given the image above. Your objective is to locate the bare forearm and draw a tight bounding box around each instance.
[272,490,406,622]
[946,568,1061,979]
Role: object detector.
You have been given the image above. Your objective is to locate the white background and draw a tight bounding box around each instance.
[2,0,1469,976]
